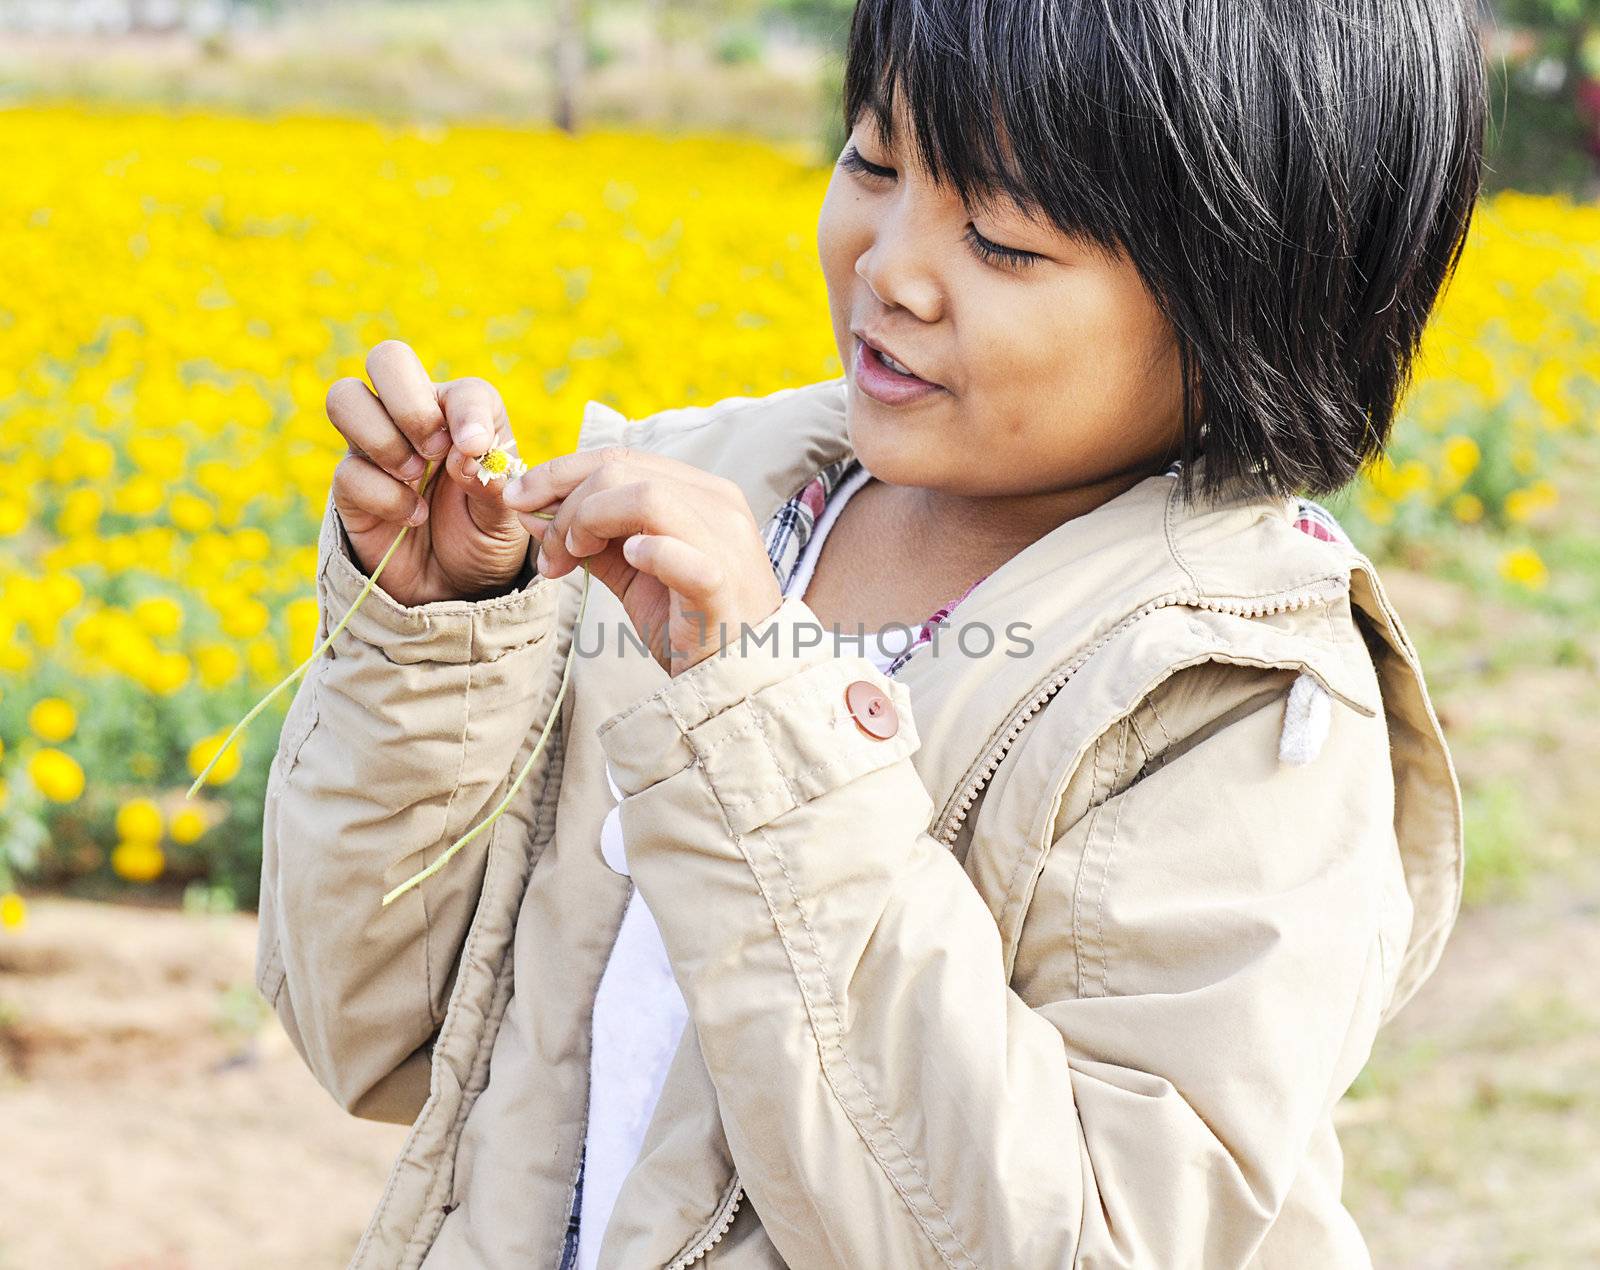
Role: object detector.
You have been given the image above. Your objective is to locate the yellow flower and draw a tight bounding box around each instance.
[133,596,184,638]
[0,892,25,932]
[28,696,77,742]
[169,490,215,532]
[1441,435,1480,479]
[247,636,282,681]
[142,651,192,696]
[1524,479,1558,512]
[1451,493,1484,524]
[115,797,164,844]
[221,597,270,641]
[29,747,85,802]
[194,642,242,689]
[1358,493,1395,525]
[188,731,242,785]
[169,806,208,844]
[286,597,320,660]
[111,841,165,883]
[1499,548,1548,590]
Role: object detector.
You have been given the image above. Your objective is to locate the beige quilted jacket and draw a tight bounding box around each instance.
[257,376,1463,1268]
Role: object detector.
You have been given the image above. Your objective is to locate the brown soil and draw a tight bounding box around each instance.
[0,897,405,1269]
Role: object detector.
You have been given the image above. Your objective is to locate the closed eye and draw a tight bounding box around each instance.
[962,224,1041,271]
[840,144,1042,273]
[838,143,895,181]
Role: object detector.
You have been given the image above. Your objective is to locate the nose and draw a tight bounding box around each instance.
[853,195,943,323]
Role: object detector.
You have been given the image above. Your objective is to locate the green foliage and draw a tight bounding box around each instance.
[1461,776,1533,905]
[714,25,765,66]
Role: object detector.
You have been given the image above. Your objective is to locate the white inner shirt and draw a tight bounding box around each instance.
[576,459,890,1264]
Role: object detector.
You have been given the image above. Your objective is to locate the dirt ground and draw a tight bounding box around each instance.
[3,561,1598,1267]
[0,897,406,1269]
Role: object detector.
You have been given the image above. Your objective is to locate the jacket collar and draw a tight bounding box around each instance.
[578,377,1462,1020]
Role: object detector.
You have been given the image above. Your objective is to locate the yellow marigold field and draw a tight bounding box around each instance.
[0,103,1595,907]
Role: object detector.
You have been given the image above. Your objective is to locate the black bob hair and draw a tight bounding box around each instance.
[840,0,1489,507]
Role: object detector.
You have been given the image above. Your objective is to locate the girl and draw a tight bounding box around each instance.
[259,0,1480,1265]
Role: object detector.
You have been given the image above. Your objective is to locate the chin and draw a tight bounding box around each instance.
[844,414,945,489]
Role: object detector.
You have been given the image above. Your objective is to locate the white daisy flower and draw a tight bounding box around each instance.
[476,446,528,486]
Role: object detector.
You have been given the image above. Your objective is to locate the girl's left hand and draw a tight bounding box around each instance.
[504,447,784,677]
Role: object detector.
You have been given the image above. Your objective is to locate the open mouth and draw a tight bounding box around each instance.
[854,336,944,403]
[868,343,922,380]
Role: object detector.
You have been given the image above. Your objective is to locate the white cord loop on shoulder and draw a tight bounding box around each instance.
[1279,671,1333,766]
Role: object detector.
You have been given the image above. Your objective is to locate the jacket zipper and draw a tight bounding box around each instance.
[930,581,1347,847]
[666,1173,745,1268]
[665,580,1345,1266]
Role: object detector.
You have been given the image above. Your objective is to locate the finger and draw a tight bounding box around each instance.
[365,340,449,459]
[619,533,725,602]
[503,445,732,516]
[540,477,722,581]
[332,452,430,531]
[436,376,506,458]
[565,480,734,562]
[326,377,428,483]
[514,500,565,539]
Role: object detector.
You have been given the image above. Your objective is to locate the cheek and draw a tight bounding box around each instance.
[954,270,1181,453]
[970,270,1162,394]
[815,182,853,281]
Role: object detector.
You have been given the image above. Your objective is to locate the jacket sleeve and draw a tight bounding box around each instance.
[255,487,565,1124]
[595,593,1404,1267]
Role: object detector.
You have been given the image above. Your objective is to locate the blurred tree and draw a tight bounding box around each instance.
[769,0,854,158]
[769,0,855,41]
[1493,0,1600,190]
[1500,0,1599,77]
[553,0,587,132]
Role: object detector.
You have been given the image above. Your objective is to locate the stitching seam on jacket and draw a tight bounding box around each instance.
[696,707,910,811]
[743,820,979,1268]
[682,670,715,731]
[749,694,804,811]
[426,657,474,1021]
[1144,691,1175,749]
[1094,729,1134,999]
[1069,731,1114,1000]
[1163,477,1201,591]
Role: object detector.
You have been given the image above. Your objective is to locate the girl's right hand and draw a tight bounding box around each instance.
[327,340,533,606]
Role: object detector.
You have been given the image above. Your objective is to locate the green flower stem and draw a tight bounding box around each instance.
[382,541,588,908]
[185,459,587,912]
[186,460,444,797]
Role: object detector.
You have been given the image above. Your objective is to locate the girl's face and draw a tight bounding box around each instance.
[816,94,1187,507]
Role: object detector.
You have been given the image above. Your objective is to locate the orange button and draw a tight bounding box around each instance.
[845,679,898,740]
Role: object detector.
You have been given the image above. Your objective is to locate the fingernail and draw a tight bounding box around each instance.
[408,501,428,526]
[421,431,450,459]
[400,454,426,480]
[536,547,550,576]
[565,528,579,555]
[459,423,490,450]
